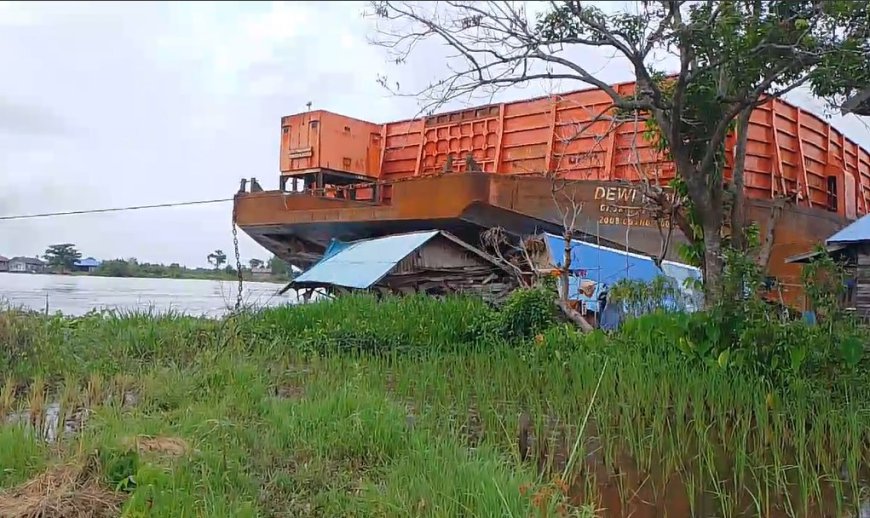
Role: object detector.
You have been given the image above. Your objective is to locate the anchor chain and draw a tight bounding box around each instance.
[232,199,244,312]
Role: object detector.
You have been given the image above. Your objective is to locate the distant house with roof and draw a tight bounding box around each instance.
[73,257,102,273]
[0,256,8,272]
[250,265,272,281]
[9,256,46,273]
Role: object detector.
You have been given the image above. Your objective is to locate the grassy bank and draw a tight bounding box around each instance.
[0,293,868,517]
[87,270,289,284]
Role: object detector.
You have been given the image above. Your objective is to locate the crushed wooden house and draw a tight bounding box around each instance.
[284,230,518,302]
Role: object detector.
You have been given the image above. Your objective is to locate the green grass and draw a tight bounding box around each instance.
[0,294,867,517]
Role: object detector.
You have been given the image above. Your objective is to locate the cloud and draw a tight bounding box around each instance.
[0,98,68,136]
[0,1,867,270]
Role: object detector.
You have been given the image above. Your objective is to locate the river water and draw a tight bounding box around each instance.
[0,273,295,317]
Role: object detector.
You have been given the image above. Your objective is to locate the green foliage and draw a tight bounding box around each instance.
[43,243,82,272]
[0,425,45,487]
[249,294,491,355]
[94,258,283,282]
[470,285,558,343]
[801,246,849,320]
[491,286,558,340]
[207,249,227,270]
[609,275,695,316]
[267,255,290,277]
[101,448,140,491]
[807,1,870,111]
[96,258,141,278]
[614,245,866,386]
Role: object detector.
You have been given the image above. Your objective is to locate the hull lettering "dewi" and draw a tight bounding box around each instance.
[592,186,673,228]
[594,186,639,203]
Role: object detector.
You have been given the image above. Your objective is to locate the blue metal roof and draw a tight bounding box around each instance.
[74,257,101,267]
[826,214,870,244]
[543,233,703,311]
[292,231,441,289]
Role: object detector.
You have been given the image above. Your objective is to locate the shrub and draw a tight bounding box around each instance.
[247,294,494,355]
[611,246,867,388]
[469,285,558,343]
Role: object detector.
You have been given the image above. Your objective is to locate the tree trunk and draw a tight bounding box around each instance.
[686,171,725,307]
[757,198,786,270]
[555,229,595,332]
[730,108,752,250]
[702,220,724,305]
[560,230,572,301]
[555,299,594,333]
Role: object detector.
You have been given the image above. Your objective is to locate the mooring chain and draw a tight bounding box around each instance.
[231,200,244,312]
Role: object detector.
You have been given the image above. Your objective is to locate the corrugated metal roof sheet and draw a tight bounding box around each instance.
[292,230,440,289]
[785,244,849,264]
[826,214,870,244]
[10,256,45,265]
[74,257,101,267]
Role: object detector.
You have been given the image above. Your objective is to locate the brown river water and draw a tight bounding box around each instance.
[0,272,297,316]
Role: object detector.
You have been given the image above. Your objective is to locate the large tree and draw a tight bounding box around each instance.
[370,0,866,301]
[44,243,81,272]
[207,249,227,270]
[806,1,870,115]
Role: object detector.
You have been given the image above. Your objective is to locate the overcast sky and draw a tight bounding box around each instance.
[1,1,868,268]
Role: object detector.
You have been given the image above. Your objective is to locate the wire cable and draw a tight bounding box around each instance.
[0,198,234,221]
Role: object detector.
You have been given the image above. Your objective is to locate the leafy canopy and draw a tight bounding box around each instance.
[43,243,82,271]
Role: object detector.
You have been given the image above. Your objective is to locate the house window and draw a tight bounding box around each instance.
[826,176,838,212]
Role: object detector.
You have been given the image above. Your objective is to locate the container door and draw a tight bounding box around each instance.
[845,172,857,220]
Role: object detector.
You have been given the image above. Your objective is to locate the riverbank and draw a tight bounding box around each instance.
[87,270,289,284]
[10,269,290,284]
[1,293,868,516]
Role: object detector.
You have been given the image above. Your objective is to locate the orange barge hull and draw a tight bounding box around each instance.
[235,81,870,305]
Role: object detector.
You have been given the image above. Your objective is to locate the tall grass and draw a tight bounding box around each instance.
[0,293,867,517]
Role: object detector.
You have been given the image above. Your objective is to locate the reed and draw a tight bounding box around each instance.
[26,376,46,441]
[56,373,81,443]
[0,377,15,420]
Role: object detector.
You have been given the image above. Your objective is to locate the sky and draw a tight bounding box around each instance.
[1,1,868,268]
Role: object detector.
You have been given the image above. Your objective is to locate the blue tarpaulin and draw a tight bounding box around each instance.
[543,233,703,312]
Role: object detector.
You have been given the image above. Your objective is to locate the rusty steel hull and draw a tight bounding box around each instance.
[281,90,870,223]
[236,173,847,305]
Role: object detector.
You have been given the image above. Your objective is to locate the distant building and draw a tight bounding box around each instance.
[250,266,272,280]
[73,257,102,273]
[0,256,8,272]
[9,257,46,273]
